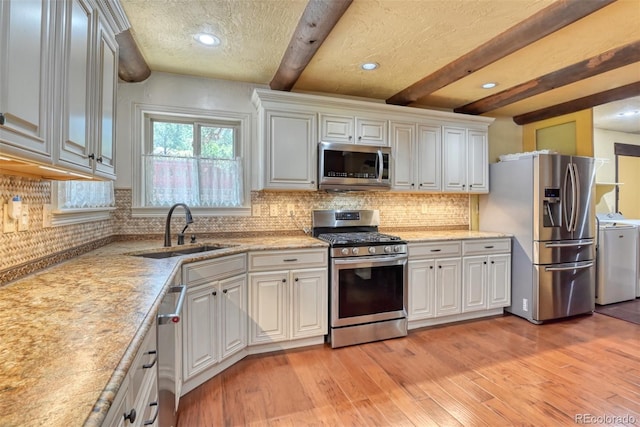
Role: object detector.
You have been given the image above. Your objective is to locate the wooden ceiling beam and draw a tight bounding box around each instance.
[455,40,640,115]
[513,81,640,125]
[115,29,151,82]
[270,0,353,91]
[385,0,616,106]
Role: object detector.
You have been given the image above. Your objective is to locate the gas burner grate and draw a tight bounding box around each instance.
[317,232,402,246]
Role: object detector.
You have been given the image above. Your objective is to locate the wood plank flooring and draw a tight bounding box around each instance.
[177,313,640,426]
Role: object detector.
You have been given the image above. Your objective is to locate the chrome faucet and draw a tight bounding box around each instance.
[164,203,194,247]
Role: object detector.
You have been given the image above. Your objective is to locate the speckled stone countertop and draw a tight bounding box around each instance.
[0,230,507,427]
[0,235,325,427]
[389,229,512,242]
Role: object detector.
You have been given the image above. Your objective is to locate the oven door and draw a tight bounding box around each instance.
[331,255,407,327]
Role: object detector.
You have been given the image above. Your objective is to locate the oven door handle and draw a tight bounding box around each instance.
[333,255,407,266]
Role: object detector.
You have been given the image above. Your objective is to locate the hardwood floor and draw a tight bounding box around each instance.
[177,313,640,426]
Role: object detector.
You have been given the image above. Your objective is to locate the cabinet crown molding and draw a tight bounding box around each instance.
[252,89,495,127]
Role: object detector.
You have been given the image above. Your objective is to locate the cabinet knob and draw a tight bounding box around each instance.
[282,278,286,283]
[212,291,217,296]
[223,289,228,293]
[429,266,433,269]
[124,408,136,424]
[0,113,5,125]
[438,265,442,269]
[96,156,103,163]
[295,277,299,282]
[349,136,353,141]
[491,261,495,264]
[88,153,95,160]
[483,261,487,264]
[358,136,362,141]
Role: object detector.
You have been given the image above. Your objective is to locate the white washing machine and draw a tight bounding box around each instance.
[597,213,640,299]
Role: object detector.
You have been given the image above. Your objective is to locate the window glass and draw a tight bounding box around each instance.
[151,120,194,156]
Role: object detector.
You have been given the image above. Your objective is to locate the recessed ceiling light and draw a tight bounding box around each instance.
[482,82,497,89]
[361,62,379,71]
[617,110,639,117]
[195,33,220,46]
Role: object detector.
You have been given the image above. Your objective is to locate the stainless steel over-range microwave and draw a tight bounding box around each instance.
[318,141,391,191]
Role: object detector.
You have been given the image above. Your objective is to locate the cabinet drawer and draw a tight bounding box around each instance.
[409,241,461,258]
[184,253,247,285]
[249,248,328,271]
[463,238,511,256]
[130,322,157,401]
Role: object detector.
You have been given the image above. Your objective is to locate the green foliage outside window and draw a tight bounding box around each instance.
[152,120,234,159]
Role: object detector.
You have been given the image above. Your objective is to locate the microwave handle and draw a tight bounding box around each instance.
[376,149,383,182]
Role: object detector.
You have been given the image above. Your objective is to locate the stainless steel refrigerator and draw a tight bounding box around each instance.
[479,153,596,324]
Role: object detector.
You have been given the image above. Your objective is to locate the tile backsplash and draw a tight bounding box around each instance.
[1,174,469,284]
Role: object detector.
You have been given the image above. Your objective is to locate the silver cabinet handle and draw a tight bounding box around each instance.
[158,285,186,325]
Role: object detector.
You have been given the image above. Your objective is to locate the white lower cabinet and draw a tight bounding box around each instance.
[180,254,247,393]
[408,238,511,329]
[104,318,158,427]
[248,248,328,348]
[183,274,246,379]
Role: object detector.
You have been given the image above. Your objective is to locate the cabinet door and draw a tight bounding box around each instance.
[467,129,488,193]
[319,114,353,143]
[434,258,461,316]
[265,110,317,190]
[219,275,247,360]
[488,254,511,308]
[408,259,435,320]
[355,117,388,146]
[462,256,488,312]
[416,124,442,191]
[249,271,288,344]
[183,283,217,380]
[390,121,415,190]
[57,0,93,172]
[0,0,53,158]
[442,126,467,192]
[291,268,327,339]
[93,13,117,178]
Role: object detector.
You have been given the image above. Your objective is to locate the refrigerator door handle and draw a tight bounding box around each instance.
[571,163,580,232]
[545,239,594,248]
[545,261,594,272]
[563,163,572,233]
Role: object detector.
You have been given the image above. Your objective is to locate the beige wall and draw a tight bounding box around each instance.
[522,109,593,156]
[593,128,640,213]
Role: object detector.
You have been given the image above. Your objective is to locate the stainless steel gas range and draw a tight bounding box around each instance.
[312,209,408,348]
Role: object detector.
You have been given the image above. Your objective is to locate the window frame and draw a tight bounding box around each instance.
[132,103,252,217]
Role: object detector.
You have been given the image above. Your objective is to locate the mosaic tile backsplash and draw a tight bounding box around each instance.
[1,173,469,284]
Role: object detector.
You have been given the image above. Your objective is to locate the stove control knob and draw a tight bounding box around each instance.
[352,247,359,255]
[384,246,392,253]
[341,248,349,256]
[394,245,402,253]
[368,246,376,254]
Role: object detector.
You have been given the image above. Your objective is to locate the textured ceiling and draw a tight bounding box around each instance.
[119,0,640,133]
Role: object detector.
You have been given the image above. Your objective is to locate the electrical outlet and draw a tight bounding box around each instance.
[287,204,295,215]
[18,204,29,231]
[252,204,261,217]
[522,298,528,312]
[42,204,52,228]
[3,204,16,233]
[270,204,279,217]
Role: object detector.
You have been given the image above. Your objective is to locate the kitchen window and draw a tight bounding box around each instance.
[132,104,251,216]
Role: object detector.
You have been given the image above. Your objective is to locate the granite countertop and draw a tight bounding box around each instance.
[0,235,325,427]
[390,229,512,242]
[0,230,507,427]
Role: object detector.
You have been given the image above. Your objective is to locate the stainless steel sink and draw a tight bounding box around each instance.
[131,244,232,259]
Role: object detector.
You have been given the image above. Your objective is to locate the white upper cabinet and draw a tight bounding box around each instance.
[252,89,493,192]
[319,113,388,146]
[263,109,317,190]
[442,126,489,193]
[0,0,54,161]
[57,0,93,173]
[391,121,441,192]
[56,0,117,178]
[0,0,118,179]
